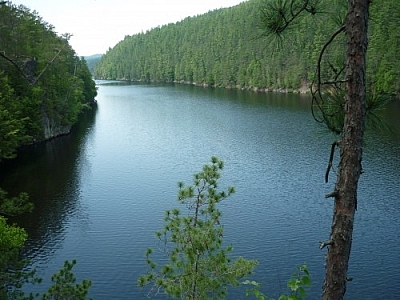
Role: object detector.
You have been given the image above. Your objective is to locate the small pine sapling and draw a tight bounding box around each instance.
[138,157,257,299]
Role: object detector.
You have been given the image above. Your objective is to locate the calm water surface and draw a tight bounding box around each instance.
[1,82,399,299]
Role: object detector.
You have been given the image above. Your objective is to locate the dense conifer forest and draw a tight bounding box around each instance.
[94,0,399,96]
[0,2,97,161]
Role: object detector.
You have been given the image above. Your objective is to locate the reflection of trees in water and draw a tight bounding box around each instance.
[0,107,97,261]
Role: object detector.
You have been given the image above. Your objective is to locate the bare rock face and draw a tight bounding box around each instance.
[41,110,71,141]
[21,57,37,84]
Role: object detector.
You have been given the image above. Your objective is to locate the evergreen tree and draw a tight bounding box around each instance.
[139,157,257,299]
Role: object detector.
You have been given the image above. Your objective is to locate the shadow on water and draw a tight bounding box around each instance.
[0,106,98,259]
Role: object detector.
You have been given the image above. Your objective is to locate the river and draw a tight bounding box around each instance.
[1,81,399,299]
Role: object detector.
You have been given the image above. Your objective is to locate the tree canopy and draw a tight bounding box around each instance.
[0,2,97,162]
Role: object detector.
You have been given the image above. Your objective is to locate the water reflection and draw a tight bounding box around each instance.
[0,107,97,262]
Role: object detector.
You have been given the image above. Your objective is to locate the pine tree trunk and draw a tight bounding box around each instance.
[322,1,369,299]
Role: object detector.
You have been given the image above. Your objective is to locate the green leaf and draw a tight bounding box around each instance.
[301,275,311,286]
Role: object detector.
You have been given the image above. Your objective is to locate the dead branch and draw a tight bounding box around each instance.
[319,239,333,249]
[0,51,34,83]
[316,25,345,96]
[31,47,63,85]
[325,191,338,198]
[325,140,340,183]
[311,26,345,126]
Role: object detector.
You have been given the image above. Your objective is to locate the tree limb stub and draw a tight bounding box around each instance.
[320,239,334,250]
[325,191,338,198]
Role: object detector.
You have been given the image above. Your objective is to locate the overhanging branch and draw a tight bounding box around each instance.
[316,25,345,97]
[311,25,346,128]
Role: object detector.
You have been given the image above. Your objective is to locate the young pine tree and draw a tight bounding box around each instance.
[138,157,257,299]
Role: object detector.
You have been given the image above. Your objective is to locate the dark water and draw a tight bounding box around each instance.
[1,82,399,299]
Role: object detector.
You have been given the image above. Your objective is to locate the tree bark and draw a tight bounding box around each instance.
[322,1,369,299]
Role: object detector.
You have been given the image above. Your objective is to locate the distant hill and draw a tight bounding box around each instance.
[94,0,399,95]
[84,54,102,74]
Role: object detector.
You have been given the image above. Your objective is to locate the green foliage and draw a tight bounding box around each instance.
[138,157,257,299]
[315,88,394,135]
[243,280,266,300]
[0,186,36,298]
[0,188,33,217]
[244,264,311,300]
[279,264,311,300]
[0,2,97,151]
[0,216,27,253]
[258,0,394,136]
[0,73,31,160]
[0,218,91,300]
[41,260,92,300]
[0,216,41,300]
[315,89,345,135]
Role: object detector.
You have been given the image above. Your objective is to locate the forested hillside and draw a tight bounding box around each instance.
[94,0,399,95]
[0,2,97,161]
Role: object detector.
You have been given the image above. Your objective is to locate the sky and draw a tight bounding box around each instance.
[12,0,245,57]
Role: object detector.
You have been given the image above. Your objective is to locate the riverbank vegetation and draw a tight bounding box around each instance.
[94,0,399,97]
[0,0,97,242]
[0,2,96,297]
